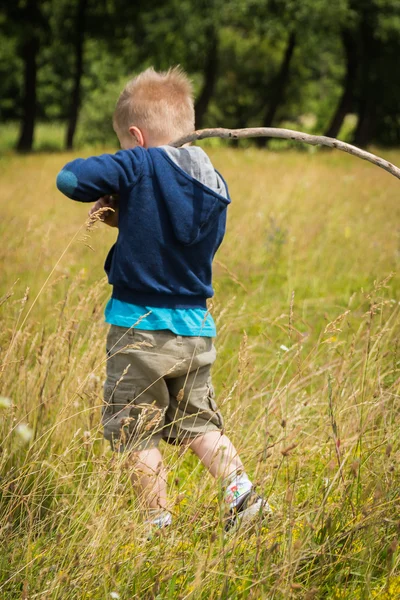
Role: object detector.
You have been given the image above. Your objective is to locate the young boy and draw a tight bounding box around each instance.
[56,67,271,532]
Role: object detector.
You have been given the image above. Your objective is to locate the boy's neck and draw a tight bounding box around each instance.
[146,135,172,148]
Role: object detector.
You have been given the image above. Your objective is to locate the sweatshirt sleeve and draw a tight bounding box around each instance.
[56,148,144,202]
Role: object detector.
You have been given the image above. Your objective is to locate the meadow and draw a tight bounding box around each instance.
[0,144,399,599]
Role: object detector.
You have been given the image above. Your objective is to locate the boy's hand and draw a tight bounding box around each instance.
[89,195,119,228]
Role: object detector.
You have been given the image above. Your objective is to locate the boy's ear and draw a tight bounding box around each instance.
[129,126,145,147]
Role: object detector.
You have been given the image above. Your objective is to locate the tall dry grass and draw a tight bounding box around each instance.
[0,147,399,599]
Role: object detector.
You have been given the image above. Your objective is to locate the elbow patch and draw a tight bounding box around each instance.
[56,169,78,197]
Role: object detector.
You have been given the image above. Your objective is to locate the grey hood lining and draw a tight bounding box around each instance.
[161,146,228,199]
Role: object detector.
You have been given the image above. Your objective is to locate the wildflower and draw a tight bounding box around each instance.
[0,396,12,409]
[280,344,290,352]
[15,423,34,443]
[110,593,120,599]
[323,336,337,344]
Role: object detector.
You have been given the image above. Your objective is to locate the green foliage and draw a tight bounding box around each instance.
[0,0,400,146]
[77,73,124,147]
[0,34,21,121]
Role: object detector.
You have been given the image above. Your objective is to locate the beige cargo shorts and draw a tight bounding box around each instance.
[102,325,224,451]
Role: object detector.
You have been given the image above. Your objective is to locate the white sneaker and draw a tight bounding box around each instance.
[145,509,172,540]
[224,489,272,532]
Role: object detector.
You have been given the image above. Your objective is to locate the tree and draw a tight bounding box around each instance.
[195,24,219,129]
[65,0,88,150]
[0,0,51,151]
[353,0,400,147]
[17,0,43,152]
[250,0,348,146]
[352,2,379,147]
[259,30,296,131]
[324,0,400,146]
[324,29,358,138]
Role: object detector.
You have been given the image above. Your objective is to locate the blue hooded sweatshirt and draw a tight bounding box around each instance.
[56,146,231,315]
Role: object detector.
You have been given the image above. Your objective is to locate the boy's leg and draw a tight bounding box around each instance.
[103,327,179,528]
[184,430,243,479]
[126,431,241,520]
[128,447,172,531]
[187,432,271,529]
[185,431,252,505]
[164,342,256,515]
[129,447,168,509]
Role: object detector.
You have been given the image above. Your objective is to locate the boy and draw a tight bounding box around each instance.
[56,67,271,532]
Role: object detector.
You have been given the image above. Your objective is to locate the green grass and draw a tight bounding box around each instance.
[0,146,400,599]
[0,122,68,153]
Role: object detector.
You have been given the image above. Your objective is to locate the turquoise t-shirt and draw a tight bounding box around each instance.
[105,298,216,337]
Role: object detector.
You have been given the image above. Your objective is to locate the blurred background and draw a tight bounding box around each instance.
[1,0,400,153]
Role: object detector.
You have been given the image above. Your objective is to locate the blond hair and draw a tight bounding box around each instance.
[113,67,195,143]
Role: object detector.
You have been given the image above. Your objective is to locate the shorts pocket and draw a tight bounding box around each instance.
[103,382,135,412]
[206,379,224,429]
[102,383,115,416]
[102,381,166,448]
[102,381,137,443]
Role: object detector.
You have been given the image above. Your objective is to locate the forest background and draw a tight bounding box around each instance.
[2,0,400,153]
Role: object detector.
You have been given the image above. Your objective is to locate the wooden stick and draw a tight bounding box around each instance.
[170,127,400,181]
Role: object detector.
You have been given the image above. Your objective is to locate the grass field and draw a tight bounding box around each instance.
[1,146,400,599]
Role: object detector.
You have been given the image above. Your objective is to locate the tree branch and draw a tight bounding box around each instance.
[170,128,400,181]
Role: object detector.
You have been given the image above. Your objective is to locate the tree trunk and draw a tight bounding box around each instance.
[354,92,376,148]
[324,29,357,138]
[65,0,88,150]
[353,13,378,147]
[16,0,40,152]
[195,27,219,130]
[256,31,296,148]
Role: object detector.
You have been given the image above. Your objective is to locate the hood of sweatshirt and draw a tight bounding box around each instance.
[148,146,230,246]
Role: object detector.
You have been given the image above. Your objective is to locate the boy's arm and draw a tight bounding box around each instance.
[56,148,144,202]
